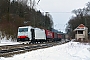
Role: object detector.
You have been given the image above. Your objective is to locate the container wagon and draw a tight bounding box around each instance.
[45,30,54,42]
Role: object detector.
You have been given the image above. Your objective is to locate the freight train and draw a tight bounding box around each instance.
[17,26,62,44]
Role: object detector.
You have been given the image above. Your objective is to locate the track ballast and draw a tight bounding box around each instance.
[0,40,69,57]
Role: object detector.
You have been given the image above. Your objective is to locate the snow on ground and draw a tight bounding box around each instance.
[0,41,90,60]
[0,37,20,46]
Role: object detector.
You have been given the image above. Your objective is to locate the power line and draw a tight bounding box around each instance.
[37,5,71,13]
[39,11,71,13]
[36,0,72,14]
[36,4,45,12]
[43,12,71,14]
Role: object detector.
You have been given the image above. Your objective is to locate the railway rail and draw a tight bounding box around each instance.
[0,40,68,57]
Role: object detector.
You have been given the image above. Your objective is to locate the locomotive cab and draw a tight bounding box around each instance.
[17,26,32,42]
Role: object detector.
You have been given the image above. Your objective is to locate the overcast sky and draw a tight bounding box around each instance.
[35,0,90,32]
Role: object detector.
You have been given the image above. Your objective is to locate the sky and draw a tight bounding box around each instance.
[35,0,90,32]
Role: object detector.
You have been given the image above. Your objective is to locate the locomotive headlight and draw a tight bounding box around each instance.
[18,36,20,38]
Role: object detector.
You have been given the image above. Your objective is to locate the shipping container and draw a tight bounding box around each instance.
[57,34,62,39]
[45,30,54,39]
[53,32,58,41]
[57,34,62,41]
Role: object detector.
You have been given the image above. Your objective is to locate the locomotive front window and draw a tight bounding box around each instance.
[19,28,28,32]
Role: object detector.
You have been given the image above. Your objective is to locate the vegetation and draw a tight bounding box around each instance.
[0,0,53,40]
[66,2,90,38]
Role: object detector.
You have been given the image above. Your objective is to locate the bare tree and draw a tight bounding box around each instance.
[29,0,36,9]
[86,2,90,11]
[17,0,28,5]
[32,0,36,9]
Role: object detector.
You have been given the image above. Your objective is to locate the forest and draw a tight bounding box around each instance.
[0,0,53,40]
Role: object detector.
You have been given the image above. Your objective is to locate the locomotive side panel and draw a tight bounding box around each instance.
[34,28,46,40]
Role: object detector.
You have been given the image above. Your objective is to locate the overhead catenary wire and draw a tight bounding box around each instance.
[36,2,71,14]
[36,1,70,32]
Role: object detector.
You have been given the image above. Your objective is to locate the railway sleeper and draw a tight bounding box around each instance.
[0,50,8,53]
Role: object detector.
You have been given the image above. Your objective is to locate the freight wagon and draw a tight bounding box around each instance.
[45,30,53,42]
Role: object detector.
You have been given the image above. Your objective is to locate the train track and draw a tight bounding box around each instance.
[0,41,67,57]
